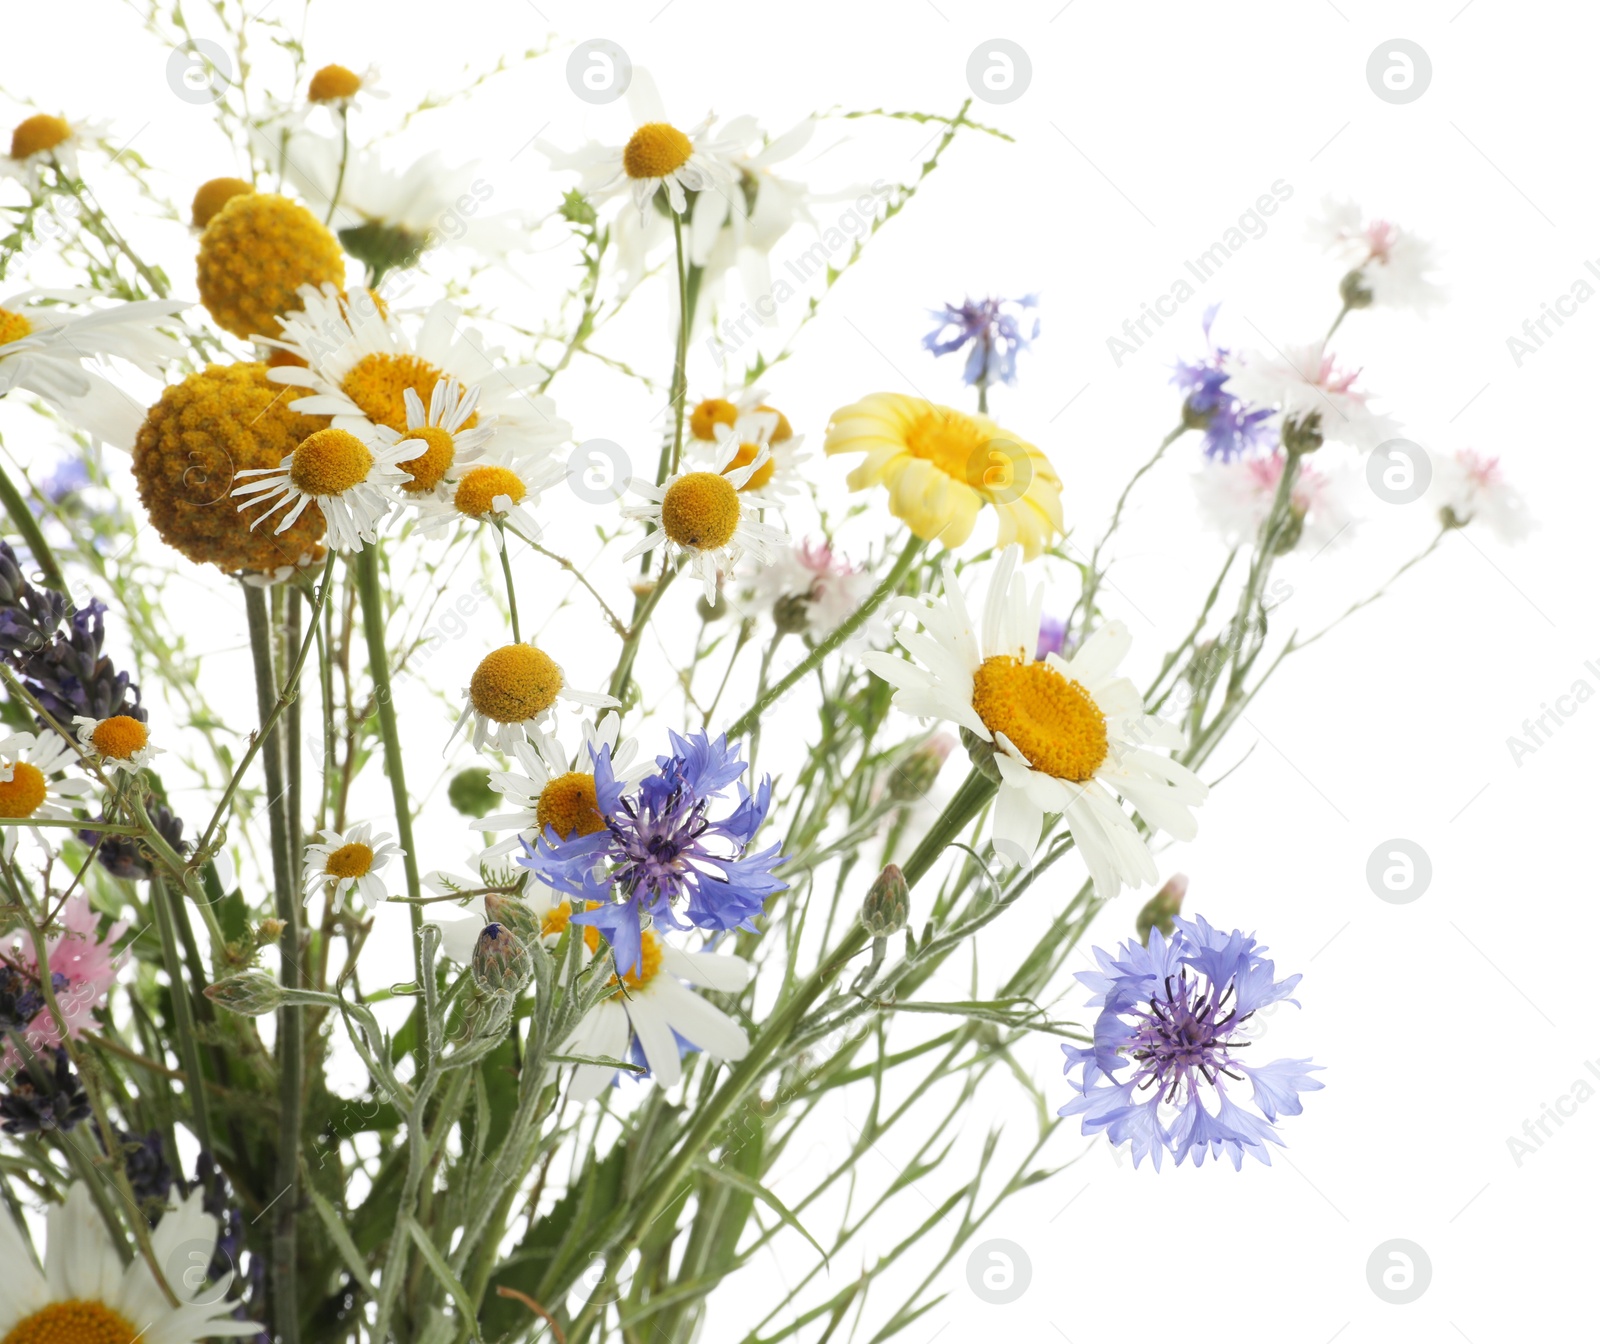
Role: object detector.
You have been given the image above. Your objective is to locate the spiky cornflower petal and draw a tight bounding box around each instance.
[923,294,1039,388]
[1059,915,1323,1170]
[1172,304,1277,462]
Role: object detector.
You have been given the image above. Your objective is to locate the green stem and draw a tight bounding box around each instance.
[325,108,350,226]
[496,527,521,642]
[723,535,925,742]
[149,875,212,1152]
[0,460,66,591]
[244,582,302,1344]
[608,561,679,703]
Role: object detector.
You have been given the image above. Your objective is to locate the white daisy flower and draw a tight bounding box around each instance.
[1,114,107,192]
[303,820,404,909]
[704,408,808,503]
[0,289,187,448]
[414,455,564,551]
[0,1181,260,1342]
[863,549,1208,899]
[305,62,385,110]
[72,713,160,775]
[552,915,752,1102]
[266,285,571,460]
[471,712,647,859]
[231,424,423,552]
[1194,451,1360,555]
[370,378,498,500]
[1227,342,1401,451]
[623,436,788,604]
[1308,196,1445,313]
[1431,448,1533,543]
[0,731,95,859]
[451,642,618,755]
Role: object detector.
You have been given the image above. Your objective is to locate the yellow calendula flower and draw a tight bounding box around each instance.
[823,392,1064,560]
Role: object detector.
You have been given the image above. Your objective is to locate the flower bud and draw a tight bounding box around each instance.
[861,864,909,937]
[448,766,497,819]
[772,592,812,635]
[483,892,542,946]
[960,725,1003,783]
[471,922,532,995]
[204,972,286,1017]
[888,733,955,802]
[1338,268,1374,310]
[1270,507,1306,556]
[1135,874,1188,945]
[1280,413,1324,456]
[258,917,286,942]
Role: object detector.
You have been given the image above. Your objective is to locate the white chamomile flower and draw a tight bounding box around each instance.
[1194,451,1360,555]
[1,113,108,192]
[623,437,788,603]
[1308,196,1444,313]
[231,424,423,552]
[72,714,159,775]
[266,286,571,460]
[1431,448,1533,543]
[0,1181,261,1342]
[374,379,499,499]
[705,408,808,503]
[1227,342,1400,451]
[303,821,403,909]
[863,548,1208,900]
[471,712,646,859]
[305,62,385,110]
[550,912,753,1102]
[451,642,618,755]
[0,731,94,859]
[415,455,564,551]
[0,289,187,448]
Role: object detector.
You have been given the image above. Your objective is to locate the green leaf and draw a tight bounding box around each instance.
[548,1050,647,1075]
[307,1187,377,1298]
[693,1158,828,1267]
[404,1215,482,1342]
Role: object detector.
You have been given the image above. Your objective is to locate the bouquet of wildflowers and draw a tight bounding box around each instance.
[0,9,1529,1343]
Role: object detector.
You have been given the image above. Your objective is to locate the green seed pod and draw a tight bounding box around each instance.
[204,972,286,1017]
[861,864,910,938]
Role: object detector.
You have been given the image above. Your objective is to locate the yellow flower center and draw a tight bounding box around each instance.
[759,405,794,443]
[971,656,1109,782]
[323,841,374,879]
[689,398,738,441]
[536,771,605,840]
[288,429,374,496]
[0,761,46,819]
[623,123,693,180]
[341,354,449,434]
[397,426,454,493]
[308,64,363,103]
[725,443,775,492]
[10,114,71,162]
[1,1298,141,1344]
[539,904,663,993]
[470,644,562,724]
[905,407,992,489]
[191,176,252,228]
[89,715,148,760]
[454,466,525,518]
[0,307,32,348]
[661,472,740,551]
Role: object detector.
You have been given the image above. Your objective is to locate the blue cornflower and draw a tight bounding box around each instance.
[1172,304,1276,461]
[522,730,786,976]
[923,295,1039,390]
[1059,915,1323,1170]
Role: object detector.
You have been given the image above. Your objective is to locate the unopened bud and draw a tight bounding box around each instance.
[1280,413,1324,456]
[960,726,1003,783]
[471,922,532,994]
[1135,874,1188,945]
[1338,268,1374,310]
[888,734,955,802]
[448,767,497,819]
[861,864,909,937]
[204,972,286,1017]
[772,593,812,635]
[1181,393,1214,432]
[1270,507,1306,556]
[483,892,542,946]
[258,918,286,942]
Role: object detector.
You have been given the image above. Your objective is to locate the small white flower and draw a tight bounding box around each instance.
[72,714,160,775]
[303,821,404,909]
[0,114,108,192]
[1228,341,1401,450]
[1308,196,1445,313]
[451,643,618,755]
[0,730,94,860]
[703,408,808,502]
[1194,452,1359,554]
[1431,448,1533,543]
[863,549,1208,900]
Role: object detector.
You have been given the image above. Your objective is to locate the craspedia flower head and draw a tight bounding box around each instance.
[196,192,345,339]
[132,362,328,575]
[190,176,253,228]
[10,114,71,162]
[1060,914,1323,1170]
[824,392,1063,559]
[307,63,364,104]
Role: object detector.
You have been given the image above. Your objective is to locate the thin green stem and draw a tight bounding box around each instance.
[496,528,521,642]
[149,875,212,1152]
[325,108,350,225]
[608,561,679,704]
[0,459,66,591]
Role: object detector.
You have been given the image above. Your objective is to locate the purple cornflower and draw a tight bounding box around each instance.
[923,295,1039,390]
[1171,304,1276,461]
[1059,915,1322,1170]
[522,730,787,976]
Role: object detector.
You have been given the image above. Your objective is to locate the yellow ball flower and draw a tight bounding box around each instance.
[132,362,329,574]
[196,193,345,340]
[191,176,253,229]
[824,392,1064,559]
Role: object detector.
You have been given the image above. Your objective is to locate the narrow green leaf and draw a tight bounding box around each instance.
[404,1215,483,1343]
[307,1187,377,1298]
[694,1158,828,1266]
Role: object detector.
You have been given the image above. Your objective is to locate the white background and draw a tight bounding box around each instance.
[3,1,1596,1341]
